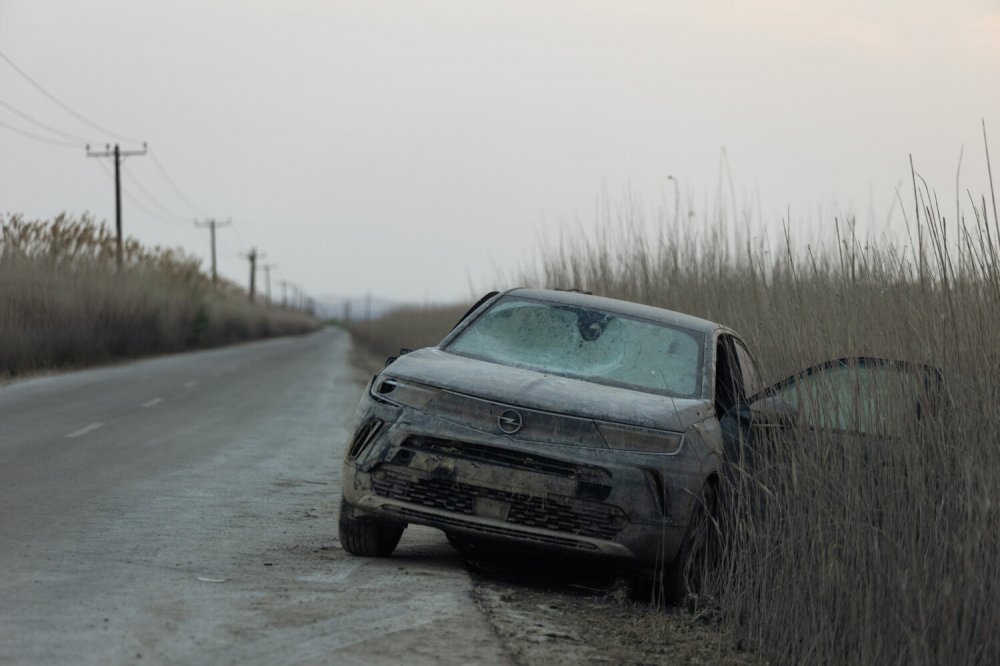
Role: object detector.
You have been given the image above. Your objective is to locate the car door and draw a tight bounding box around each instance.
[720,357,943,502]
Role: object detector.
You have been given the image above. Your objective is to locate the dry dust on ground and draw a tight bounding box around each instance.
[459,549,761,665]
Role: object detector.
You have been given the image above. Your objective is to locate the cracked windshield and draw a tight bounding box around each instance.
[446,296,704,397]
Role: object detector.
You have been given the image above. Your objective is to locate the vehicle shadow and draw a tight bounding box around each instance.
[448,537,624,597]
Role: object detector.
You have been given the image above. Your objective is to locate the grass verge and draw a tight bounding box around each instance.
[347,147,1000,663]
[1,213,319,377]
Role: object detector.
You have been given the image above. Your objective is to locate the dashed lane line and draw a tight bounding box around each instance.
[141,397,163,408]
[65,422,104,439]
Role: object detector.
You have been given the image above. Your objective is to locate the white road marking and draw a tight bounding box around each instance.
[196,576,226,583]
[183,380,198,389]
[65,422,104,439]
[141,397,163,408]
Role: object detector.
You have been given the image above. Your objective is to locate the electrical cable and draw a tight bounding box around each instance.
[0,117,79,147]
[94,159,188,226]
[230,223,251,250]
[0,48,142,144]
[121,162,191,221]
[146,148,206,217]
[0,97,92,144]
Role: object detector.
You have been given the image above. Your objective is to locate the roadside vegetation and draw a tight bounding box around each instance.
[1,213,319,377]
[349,148,1000,663]
[348,302,469,369]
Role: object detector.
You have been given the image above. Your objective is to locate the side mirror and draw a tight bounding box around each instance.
[726,403,753,424]
[384,348,413,368]
[750,395,798,426]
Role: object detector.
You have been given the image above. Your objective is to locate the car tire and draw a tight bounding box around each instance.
[338,501,404,557]
[661,481,719,603]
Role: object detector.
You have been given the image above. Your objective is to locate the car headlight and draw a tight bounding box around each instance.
[370,376,438,409]
[597,422,684,454]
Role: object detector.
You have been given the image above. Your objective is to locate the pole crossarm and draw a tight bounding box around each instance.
[86,142,147,158]
[86,142,148,269]
[194,218,232,286]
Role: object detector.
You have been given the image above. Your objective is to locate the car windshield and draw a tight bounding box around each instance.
[445,296,705,398]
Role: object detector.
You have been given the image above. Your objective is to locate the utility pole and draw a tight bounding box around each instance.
[260,263,277,306]
[86,142,147,269]
[278,280,290,308]
[243,247,263,302]
[194,218,231,286]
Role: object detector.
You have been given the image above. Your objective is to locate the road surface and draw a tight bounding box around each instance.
[0,329,510,665]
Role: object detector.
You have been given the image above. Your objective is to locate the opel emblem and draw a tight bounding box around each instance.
[498,409,523,434]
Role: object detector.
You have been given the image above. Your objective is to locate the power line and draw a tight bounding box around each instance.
[0,48,141,144]
[147,148,206,217]
[121,162,190,221]
[0,97,92,144]
[0,117,79,147]
[230,223,251,250]
[95,159,186,227]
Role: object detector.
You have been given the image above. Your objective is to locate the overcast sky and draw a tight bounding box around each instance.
[1,1,997,303]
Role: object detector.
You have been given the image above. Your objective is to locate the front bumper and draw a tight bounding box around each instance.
[341,391,703,568]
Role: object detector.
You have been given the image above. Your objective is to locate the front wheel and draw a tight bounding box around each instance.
[661,481,720,603]
[338,501,404,557]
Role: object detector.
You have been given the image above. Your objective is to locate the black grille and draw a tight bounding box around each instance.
[402,437,590,479]
[390,507,598,551]
[373,472,624,540]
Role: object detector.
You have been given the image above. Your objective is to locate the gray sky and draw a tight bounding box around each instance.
[1,1,998,303]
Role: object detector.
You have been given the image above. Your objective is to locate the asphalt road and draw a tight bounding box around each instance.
[0,329,510,665]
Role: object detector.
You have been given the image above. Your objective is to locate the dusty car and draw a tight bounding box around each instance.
[339,288,769,596]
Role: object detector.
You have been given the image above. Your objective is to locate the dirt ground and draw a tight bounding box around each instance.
[461,550,760,666]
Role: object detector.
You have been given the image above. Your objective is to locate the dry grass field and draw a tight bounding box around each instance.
[1,213,319,376]
[349,160,1000,663]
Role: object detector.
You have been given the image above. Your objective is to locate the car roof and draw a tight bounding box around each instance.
[504,288,722,335]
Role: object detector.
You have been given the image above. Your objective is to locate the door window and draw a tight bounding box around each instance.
[734,341,763,399]
[759,359,933,437]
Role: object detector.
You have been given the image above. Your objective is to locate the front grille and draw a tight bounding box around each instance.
[389,507,599,551]
[401,437,584,478]
[373,471,624,540]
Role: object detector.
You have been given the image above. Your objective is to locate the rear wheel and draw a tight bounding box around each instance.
[661,481,719,603]
[338,501,404,557]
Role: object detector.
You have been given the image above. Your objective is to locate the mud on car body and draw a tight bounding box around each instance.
[339,288,763,597]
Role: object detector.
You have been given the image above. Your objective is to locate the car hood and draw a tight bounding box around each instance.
[384,347,710,432]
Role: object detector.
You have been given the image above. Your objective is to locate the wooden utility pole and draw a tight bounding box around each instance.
[260,263,277,306]
[243,247,262,302]
[278,280,290,308]
[194,218,231,286]
[86,142,147,269]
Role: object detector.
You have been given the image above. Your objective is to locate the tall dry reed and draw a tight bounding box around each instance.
[350,146,1000,663]
[523,160,1000,663]
[1,213,319,376]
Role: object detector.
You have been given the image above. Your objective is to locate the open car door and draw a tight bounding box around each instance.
[721,357,944,481]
